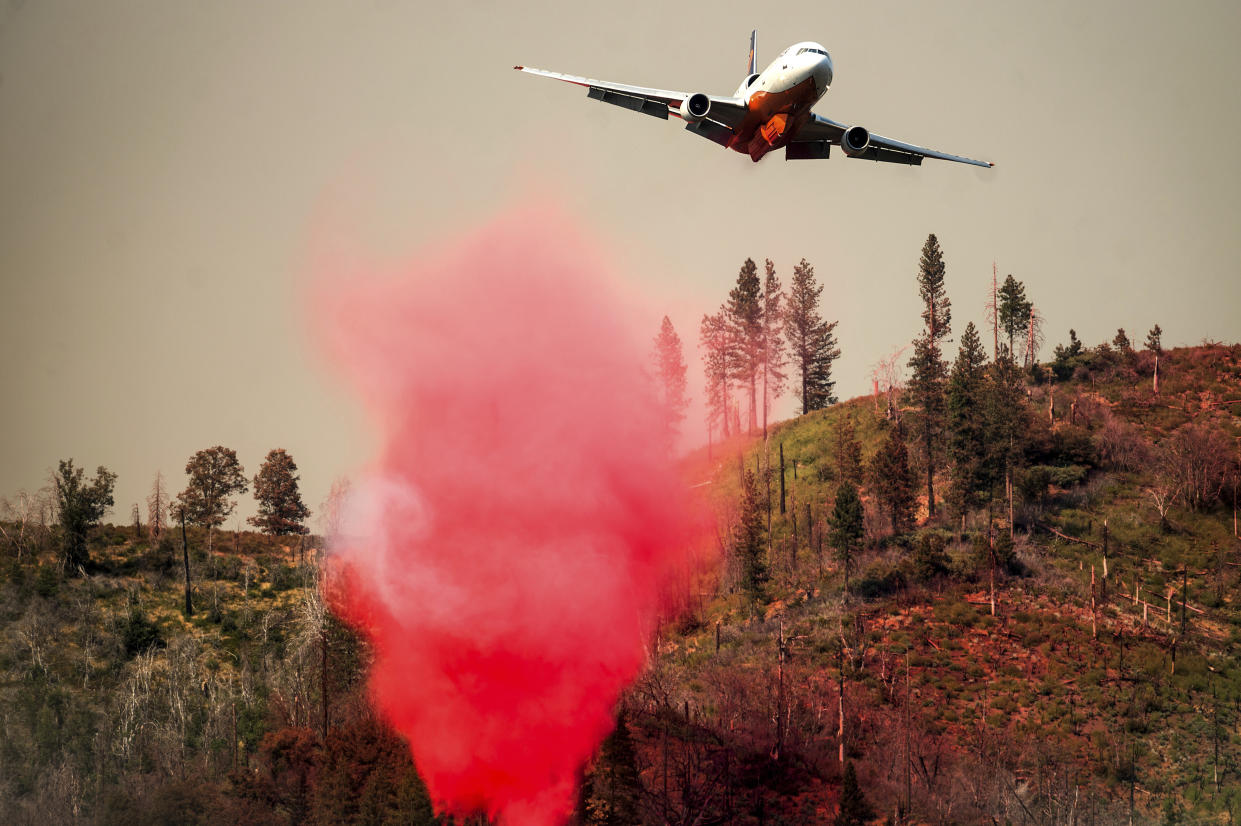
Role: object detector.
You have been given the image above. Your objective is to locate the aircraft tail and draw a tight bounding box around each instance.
[747,30,757,75]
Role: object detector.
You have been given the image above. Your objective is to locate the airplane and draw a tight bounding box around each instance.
[515,31,992,168]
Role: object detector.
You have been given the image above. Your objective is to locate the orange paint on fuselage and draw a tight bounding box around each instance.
[727,75,821,162]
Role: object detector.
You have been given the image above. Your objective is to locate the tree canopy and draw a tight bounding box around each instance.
[652,316,690,445]
[784,258,840,414]
[176,446,248,531]
[53,459,116,571]
[250,449,311,536]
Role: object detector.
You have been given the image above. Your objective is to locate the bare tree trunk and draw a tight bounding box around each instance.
[779,443,786,515]
[838,647,846,766]
[1090,565,1097,639]
[991,262,999,361]
[1102,519,1109,598]
[1008,466,1014,541]
[1026,306,1036,367]
[180,510,193,617]
[905,653,912,817]
[1153,353,1160,395]
[749,377,757,435]
[762,361,768,439]
[1182,566,1189,634]
[988,516,996,617]
[775,620,785,761]
[321,625,330,741]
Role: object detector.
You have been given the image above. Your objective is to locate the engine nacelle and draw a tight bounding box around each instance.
[840,125,871,157]
[679,93,711,123]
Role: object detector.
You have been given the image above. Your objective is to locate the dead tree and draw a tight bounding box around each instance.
[147,471,168,541]
[178,507,193,617]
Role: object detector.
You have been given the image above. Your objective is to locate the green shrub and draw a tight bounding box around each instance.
[34,564,59,598]
[934,600,981,629]
[911,533,951,582]
[855,561,906,599]
[121,609,164,658]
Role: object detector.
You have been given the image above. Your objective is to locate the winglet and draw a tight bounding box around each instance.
[747,30,757,75]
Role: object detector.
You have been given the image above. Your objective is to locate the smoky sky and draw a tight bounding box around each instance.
[2,0,1239,522]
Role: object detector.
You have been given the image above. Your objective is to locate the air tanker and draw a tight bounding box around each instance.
[516,31,992,168]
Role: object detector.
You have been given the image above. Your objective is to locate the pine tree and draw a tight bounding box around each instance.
[1145,324,1163,353]
[997,274,1033,358]
[583,711,641,825]
[984,351,1028,533]
[784,258,840,413]
[250,449,312,536]
[946,322,993,520]
[1146,323,1164,394]
[1051,329,1087,380]
[53,459,116,571]
[700,311,731,443]
[760,260,788,437]
[835,414,864,487]
[1113,328,1133,352]
[835,762,874,826]
[726,259,765,434]
[652,316,690,445]
[735,469,769,601]
[829,481,864,595]
[871,422,916,535]
[907,234,951,520]
[176,446,248,551]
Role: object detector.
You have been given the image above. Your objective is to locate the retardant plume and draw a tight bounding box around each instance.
[311,205,711,825]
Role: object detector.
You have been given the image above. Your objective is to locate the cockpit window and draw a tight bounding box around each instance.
[797,47,829,58]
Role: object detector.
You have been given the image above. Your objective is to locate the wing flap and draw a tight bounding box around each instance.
[517,65,749,133]
[685,119,735,148]
[587,86,669,119]
[795,113,992,168]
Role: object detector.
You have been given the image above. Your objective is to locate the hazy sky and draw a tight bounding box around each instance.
[2,0,1239,525]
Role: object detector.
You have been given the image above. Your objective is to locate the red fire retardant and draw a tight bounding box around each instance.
[311,207,710,825]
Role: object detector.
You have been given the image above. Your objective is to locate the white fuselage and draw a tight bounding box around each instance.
[726,41,835,160]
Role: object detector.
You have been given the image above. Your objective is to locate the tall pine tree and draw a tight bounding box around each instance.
[760,260,788,437]
[699,311,731,444]
[997,274,1033,358]
[652,316,690,446]
[726,259,764,434]
[829,481,865,595]
[984,351,1029,530]
[784,258,840,414]
[907,234,952,521]
[946,322,993,522]
[871,422,916,535]
[735,469,769,601]
[835,414,864,487]
[1146,323,1163,394]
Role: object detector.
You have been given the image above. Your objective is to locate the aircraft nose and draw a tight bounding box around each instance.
[814,54,834,90]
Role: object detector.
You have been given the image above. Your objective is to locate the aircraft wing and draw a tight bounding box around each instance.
[514,66,749,137]
[793,113,993,168]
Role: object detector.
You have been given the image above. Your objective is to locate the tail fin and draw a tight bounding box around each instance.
[747,30,757,75]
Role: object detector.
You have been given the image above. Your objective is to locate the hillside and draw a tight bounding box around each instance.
[641,342,1241,824]
[1,342,1239,825]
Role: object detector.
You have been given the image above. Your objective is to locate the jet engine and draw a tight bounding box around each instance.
[840,125,871,157]
[679,93,711,123]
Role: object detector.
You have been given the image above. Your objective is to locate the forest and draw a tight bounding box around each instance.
[2,234,1240,824]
